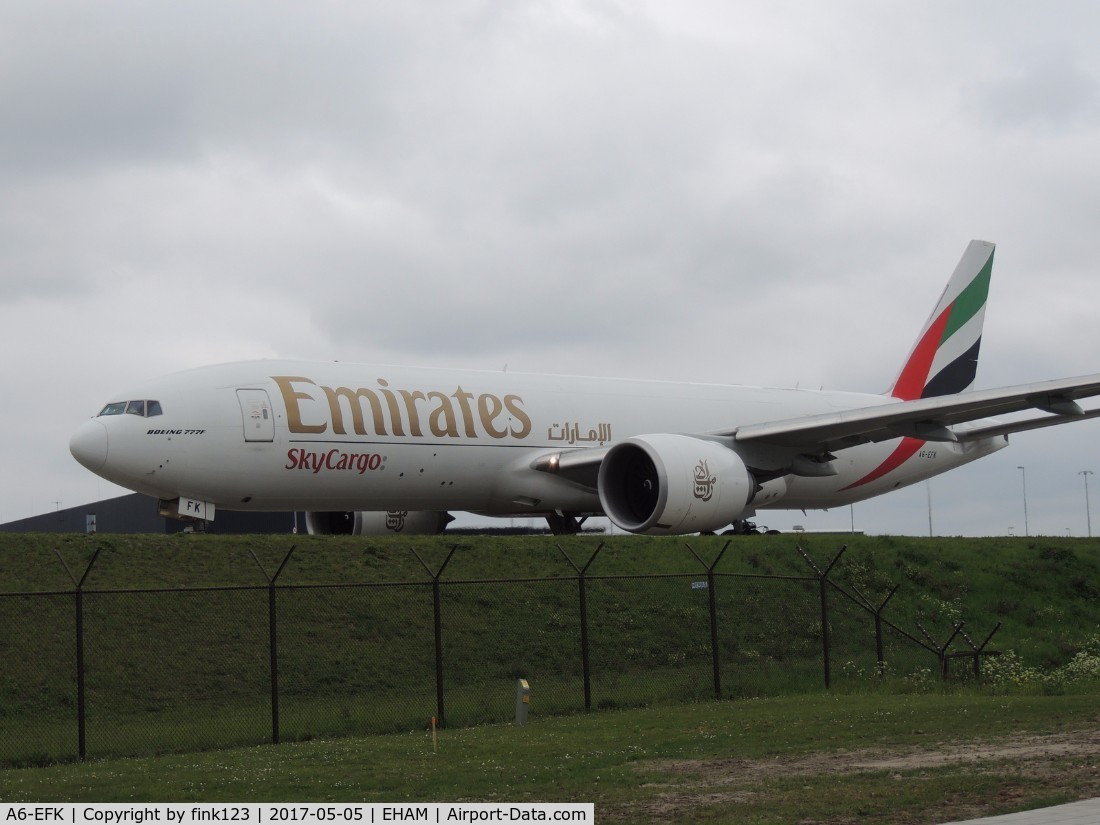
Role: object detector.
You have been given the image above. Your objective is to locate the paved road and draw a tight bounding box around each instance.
[942,798,1100,824]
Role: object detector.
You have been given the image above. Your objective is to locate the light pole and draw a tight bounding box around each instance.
[1080,470,1093,538]
[1017,466,1029,537]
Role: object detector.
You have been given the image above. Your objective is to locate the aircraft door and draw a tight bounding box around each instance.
[237,389,275,442]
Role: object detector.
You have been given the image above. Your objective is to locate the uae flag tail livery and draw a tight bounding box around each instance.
[843,241,995,491]
[890,240,994,401]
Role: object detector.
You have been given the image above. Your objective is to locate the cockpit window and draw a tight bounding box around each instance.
[98,400,163,417]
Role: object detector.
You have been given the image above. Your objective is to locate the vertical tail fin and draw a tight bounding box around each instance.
[844,241,997,491]
[889,240,995,400]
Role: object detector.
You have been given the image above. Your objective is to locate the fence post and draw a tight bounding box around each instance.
[411,545,459,728]
[797,544,846,689]
[873,585,899,670]
[558,542,603,711]
[957,622,1002,681]
[250,546,296,745]
[55,546,102,762]
[916,621,965,681]
[686,540,731,700]
[846,580,901,674]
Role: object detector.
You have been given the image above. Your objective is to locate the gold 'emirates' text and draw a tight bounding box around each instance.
[272,376,533,440]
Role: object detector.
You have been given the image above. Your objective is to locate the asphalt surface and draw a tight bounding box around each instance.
[941,798,1100,824]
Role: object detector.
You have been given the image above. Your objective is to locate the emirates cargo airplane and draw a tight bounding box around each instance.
[70,241,1100,535]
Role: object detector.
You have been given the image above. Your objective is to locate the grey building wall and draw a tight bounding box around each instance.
[0,494,300,534]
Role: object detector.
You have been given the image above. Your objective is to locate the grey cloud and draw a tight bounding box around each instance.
[972,56,1100,131]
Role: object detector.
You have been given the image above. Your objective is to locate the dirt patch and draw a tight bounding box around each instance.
[647,730,1100,781]
[620,730,1100,823]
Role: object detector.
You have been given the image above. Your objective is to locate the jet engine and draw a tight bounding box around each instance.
[597,434,755,535]
[304,510,453,535]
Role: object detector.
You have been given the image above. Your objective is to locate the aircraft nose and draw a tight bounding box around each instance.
[70,419,109,472]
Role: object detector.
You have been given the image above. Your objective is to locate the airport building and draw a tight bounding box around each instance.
[0,493,299,534]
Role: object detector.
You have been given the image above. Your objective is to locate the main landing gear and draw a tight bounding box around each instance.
[724,519,780,535]
[545,512,589,535]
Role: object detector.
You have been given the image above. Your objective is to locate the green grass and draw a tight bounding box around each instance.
[2,691,1099,825]
[2,533,1100,769]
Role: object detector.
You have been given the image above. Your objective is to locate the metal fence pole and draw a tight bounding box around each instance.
[706,564,722,698]
[412,545,458,728]
[950,622,1002,681]
[846,580,901,674]
[873,586,900,670]
[971,623,1002,680]
[797,545,846,689]
[268,585,279,743]
[917,621,965,682]
[54,546,102,762]
[578,573,591,710]
[250,546,296,745]
[820,578,831,687]
[686,541,731,700]
[432,576,445,725]
[75,586,86,759]
[558,543,603,711]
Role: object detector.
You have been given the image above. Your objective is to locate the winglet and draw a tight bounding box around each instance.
[889,240,995,400]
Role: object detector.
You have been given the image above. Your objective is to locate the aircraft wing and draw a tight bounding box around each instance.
[729,373,1100,453]
[533,374,1100,489]
[954,407,1100,439]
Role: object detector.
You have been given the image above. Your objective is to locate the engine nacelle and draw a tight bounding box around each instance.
[597,434,755,535]
[304,510,453,535]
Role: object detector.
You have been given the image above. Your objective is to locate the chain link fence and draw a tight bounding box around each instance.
[0,541,995,766]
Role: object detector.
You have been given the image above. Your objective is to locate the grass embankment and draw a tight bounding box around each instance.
[2,691,1099,825]
[1,533,1099,768]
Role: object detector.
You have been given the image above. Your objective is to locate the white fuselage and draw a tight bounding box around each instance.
[69,359,1007,519]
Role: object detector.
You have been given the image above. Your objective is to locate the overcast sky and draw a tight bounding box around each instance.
[4,1,1100,536]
